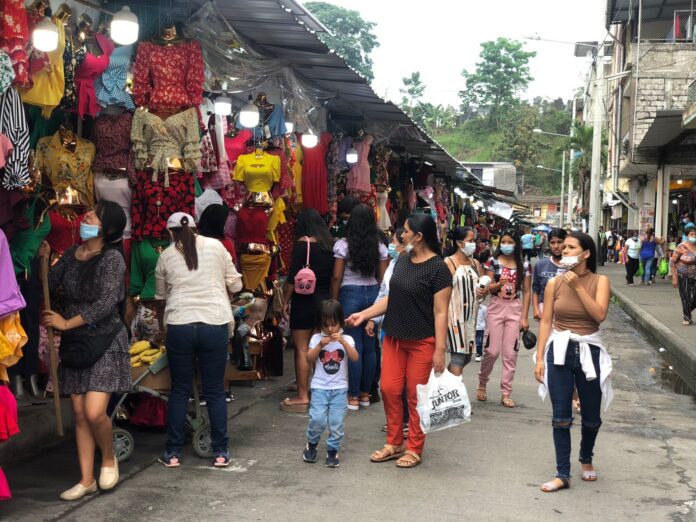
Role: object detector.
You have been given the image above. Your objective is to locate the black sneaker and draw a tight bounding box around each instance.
[325,449,339,468]
[302,442,318,463]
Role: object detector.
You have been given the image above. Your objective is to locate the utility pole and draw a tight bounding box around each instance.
[568,99,576,227]
[588,49,605,240]
[560,150,566,228]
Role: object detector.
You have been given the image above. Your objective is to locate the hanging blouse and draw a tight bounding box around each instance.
[233,151,280,193]
[45,210,84,256]
[346,134,373,194]
[130,169,195,240]
[267,147,293,198]
[130,238,170,299]
[91,112,135,183]
[0,86,30,190]
[301,132,332,215]
[9,196,51,277]
[19,18,65,118]
[59,34,86,111]
[35,132,95,207]
[223,130,253,165]
[0,0,29,87]
[0,229,25,317]
[95,44,135,110]
[290,133,303,203]
[131,107,201,187]
[236,207,270,244]
[0,51,14,95]
[73,33,114,118]
[131,40,204,111]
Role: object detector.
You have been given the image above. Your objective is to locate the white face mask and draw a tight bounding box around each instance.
[404,242,414,253]
[460,242,476,257]
[560,256,579,268]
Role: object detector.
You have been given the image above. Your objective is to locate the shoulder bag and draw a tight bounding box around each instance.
[59,323,123,369]
[294,237,316,295]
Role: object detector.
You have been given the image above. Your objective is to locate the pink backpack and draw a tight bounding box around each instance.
[294,237,316,295]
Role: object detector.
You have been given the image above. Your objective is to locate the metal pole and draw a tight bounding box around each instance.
[560,150,566,227]
[588,51,605,241]
[568,99,576,227]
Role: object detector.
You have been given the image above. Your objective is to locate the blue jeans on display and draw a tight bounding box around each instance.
[339,284,379,397]
[547,341,603,479]
[307,388,348,451]
[165,323,229,455]
[641,257,654,284]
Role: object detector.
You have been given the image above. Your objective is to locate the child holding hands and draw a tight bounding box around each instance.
[303,300,358,467]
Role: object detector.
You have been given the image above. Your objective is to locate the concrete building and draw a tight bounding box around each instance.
[459,161,519,194]
[515,194,565,226]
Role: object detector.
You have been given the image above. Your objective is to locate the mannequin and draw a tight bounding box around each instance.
[254,93,275,125]
[153,24,185,46]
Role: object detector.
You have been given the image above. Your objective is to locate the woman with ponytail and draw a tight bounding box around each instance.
[445,227,487,375]
[40,201,129,500]
[154,212,242,468]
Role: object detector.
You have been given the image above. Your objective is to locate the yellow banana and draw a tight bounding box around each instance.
[140,348,160,357]
[128,341,152,355]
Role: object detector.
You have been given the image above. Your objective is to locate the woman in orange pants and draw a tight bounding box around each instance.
[347,214,452,468]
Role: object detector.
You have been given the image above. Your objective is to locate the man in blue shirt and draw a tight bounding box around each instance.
[532,228,567,320]
[521,230,535,262]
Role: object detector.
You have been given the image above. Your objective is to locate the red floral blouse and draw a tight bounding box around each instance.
[130,169,195,240]
[91,112,135,183]
[132,41,204,111]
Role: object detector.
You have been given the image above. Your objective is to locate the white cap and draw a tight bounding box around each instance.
[166,212,195,229]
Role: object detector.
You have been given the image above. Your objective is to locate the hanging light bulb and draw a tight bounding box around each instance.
[110,5,139,45]
[346,146,358,164]
[239,94,260,128]
[302,132,319,148]
[32,17,59,52]
[214,95,232,116]
[285,121,294,134]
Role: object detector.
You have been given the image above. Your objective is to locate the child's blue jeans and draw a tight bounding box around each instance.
[475,329,484,357]
[307,388,348,451]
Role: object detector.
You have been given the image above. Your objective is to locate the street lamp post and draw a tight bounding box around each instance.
[536,159,565,228]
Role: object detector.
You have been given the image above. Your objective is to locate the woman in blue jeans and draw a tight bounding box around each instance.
[639,228,663,285]
[534,232,612,492]
[331,204,389,411]
[155,212,242,467]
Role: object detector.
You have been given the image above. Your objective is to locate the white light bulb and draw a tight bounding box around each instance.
[110,6,139,45]
[239,96,260,128]
[214,95,232,116]
[32,17,59,52]
[285,121,294,133]
[302,133,319,148]
[346,147,358,164]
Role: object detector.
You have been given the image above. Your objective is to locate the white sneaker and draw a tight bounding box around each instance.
[475,355,482,362]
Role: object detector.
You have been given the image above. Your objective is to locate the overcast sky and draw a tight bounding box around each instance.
[314,0,608,107]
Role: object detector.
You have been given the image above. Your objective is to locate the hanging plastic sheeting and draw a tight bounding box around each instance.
[488,201,514,221]
[184,1,332,135]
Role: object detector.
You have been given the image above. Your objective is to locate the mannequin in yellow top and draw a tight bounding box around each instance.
[233,149,281,192]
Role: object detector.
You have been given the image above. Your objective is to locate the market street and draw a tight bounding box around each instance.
[3,304,696,522]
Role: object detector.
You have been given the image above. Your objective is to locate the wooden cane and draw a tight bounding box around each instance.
[40,255,64,436]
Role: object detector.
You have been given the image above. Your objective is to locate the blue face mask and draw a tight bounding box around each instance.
[388,243,399,260]
[79,223,101,241]
[500,245,515,255]
[689,237,696,244]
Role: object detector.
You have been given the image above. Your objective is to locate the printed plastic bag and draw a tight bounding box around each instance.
[416,370,471,434]
[658,258,669,277]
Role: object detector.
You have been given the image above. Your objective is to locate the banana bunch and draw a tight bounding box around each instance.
[129,341,165,368]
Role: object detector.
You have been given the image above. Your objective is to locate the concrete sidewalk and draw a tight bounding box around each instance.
[599,263,696,386]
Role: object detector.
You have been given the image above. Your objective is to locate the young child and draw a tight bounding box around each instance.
[303,300,358,468]
[474,303,487,362]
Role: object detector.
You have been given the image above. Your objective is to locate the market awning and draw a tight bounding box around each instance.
[636,110,684,148]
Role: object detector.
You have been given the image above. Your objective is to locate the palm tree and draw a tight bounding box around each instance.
[567,123,594,217]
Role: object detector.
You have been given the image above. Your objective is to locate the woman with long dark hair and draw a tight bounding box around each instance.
[331,204,389,411]
[346,214,452,468]
[154,212,242,468]
[534,232,612,492]
[445,226,486,375]
[40,201,129,500]
[280,209,336,412]
[198,204,237,264]
[477,229,531,408]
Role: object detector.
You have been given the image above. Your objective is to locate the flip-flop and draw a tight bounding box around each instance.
[370,444,406,463]
[581,470,597,481]
[501,396,515,408]
[395,451,421,469]
[476,387,487,401]
[540,478,570,492]
[280,398,309,413]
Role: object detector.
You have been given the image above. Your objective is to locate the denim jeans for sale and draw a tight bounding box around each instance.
[307,388,348,451]
[641,257,654,284]
[547,341,603,479]
[339,284,379,397]
[165,323,229,455]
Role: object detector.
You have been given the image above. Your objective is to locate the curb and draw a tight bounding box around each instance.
[611,286,696,385]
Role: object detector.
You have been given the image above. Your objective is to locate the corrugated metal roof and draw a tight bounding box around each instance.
[606,0,695,27]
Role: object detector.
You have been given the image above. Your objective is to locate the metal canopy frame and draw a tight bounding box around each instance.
[606,0,694,26]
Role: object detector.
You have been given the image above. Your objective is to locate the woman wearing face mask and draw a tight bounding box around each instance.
[154,212,243,468]
[672,224,696,325]
[533,228,568,321]
[346,214,452,468]
[445,227,486,375]
[476,229,531,408]
[534,232,612,492]
[39,201,129,500]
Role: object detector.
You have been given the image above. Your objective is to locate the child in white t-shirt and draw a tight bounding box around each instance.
[303,299,358,468]
[474,303,487,362]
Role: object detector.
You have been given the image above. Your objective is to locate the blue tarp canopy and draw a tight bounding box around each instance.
[532,224,553,232]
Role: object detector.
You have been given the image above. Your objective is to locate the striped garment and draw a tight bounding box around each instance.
[0,87,30,190]
[446,260,480,354]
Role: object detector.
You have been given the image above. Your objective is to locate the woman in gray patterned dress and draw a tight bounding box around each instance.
[40,201,130,501]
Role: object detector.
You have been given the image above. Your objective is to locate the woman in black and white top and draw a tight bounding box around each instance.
[347,214,451,469]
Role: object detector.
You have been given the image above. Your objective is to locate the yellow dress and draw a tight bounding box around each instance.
[266,197,286,243]
[292,140,303,203]
[36,132,96,207]
[20,19,66,118]
[0,312,27,383]
[233,151,281,192]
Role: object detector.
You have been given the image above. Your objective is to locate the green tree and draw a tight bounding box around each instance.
[459,38,536,127]
[305,2,380,81]
[567,123,607,216]
[399,71,426,111]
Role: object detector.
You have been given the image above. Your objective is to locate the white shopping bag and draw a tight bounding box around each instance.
[416,369,471,434]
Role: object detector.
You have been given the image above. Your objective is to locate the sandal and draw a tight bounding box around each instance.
[370,444,406,463]
[358,393,371,407]
[213,452,231,468]
[280,397,309,413]
[581,470,597,482]
[540,478,570,492]
[395,451,422,469]
[501,396,515,408]
[157,452,181,468]
[476,387,487,402]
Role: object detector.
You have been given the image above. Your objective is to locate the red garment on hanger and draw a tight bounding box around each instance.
[224,130,253,165]
[74,33,114,118]
[46,211,85,256]
[236,207,269,244]
[0,386,19,442]
[301,132,332,215]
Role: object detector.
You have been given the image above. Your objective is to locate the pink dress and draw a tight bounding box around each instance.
[346,134,373,194]
[0,468,9,500]
[74,34,114,118]
[301,132,332,215]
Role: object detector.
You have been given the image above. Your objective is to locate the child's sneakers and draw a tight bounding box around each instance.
[325,449,340,468]
[302,442,318,463]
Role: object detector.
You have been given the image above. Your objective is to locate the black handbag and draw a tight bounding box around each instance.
[59,324,123,369]
[521,329,537,350]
